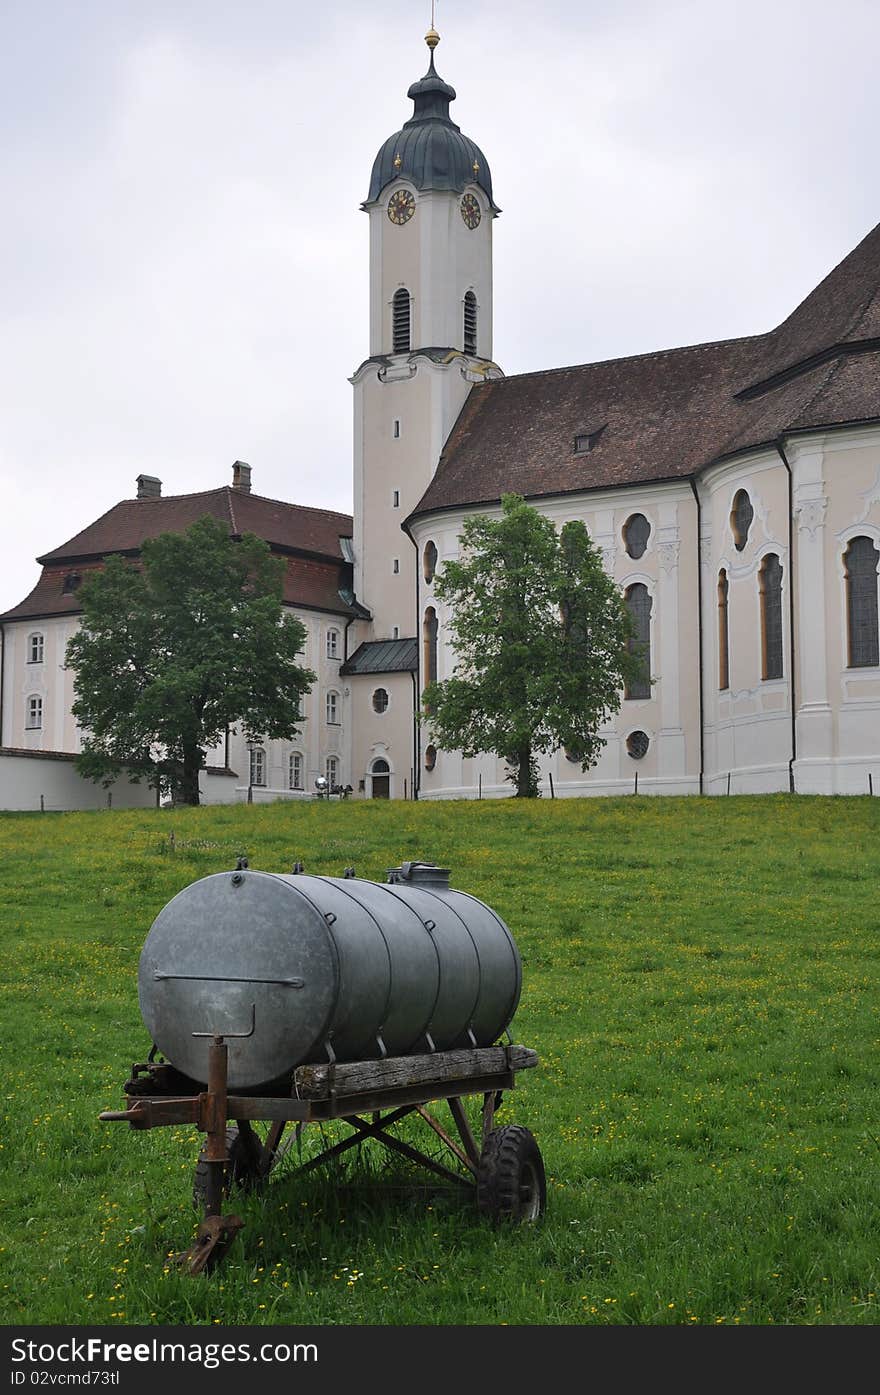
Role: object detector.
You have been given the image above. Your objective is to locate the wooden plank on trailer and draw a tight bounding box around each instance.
[293,1045,537,1100]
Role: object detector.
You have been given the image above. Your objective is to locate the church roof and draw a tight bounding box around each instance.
[410,220,880,519]
[365,41,496,210]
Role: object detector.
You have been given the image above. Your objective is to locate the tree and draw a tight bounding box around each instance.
[421,494,642,797]
[66,515,316,805]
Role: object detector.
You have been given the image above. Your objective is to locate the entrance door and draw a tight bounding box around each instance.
[371,759,390,799]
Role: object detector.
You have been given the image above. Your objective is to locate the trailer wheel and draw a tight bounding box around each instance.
[192,1125,267,1208]
[477,1125,546,1223]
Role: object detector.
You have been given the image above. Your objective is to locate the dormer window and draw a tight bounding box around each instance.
[463,290,477,355]
[392,288,411,353]
[62,572,82,595]
[573,425,607,455]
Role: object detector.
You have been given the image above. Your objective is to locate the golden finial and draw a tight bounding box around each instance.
[425,27,440,50]
[472,159,480,176]
[393,152,402,169]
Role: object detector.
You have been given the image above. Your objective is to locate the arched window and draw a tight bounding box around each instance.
[759,554,784,680]
[624,583,652,700]
[372,687,389,714]
[623,514,650,560]
[423,540,438,584]
[463,290,477,355]
[718,569,729,691]
[845,536,880,668]
[289,752,303,790]
[731,490,753,552]
[26,695,43,730]
[424,744,437,772]
[392,288,411,353]
[249,748,266,787]
[28,633,44,664]
[423,606,438,694]
[326,691,340,725]
[326,628,339,660]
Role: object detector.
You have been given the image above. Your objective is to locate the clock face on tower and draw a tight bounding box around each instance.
[387,189,415,225]
[460,193,481,230]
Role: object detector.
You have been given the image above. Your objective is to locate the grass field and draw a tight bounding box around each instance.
[2,793,879,1327]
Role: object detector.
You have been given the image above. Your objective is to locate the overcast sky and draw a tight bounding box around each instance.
[2,0,879,613]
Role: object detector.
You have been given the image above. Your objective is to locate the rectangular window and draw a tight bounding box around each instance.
[326,691,339,725]
[28,634,44,664]
[393,558,400,574]
[289,752,303,790]
[393,419,401,439]
[249,749,266,786]
[26,695,43,729]
[392,489,400,508]
[326,755,339,787]
[326,629,339,660]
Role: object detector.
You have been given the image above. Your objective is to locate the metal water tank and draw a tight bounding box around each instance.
[138,861,521,1090]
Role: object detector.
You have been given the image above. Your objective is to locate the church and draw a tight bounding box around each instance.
[2,26,879,808]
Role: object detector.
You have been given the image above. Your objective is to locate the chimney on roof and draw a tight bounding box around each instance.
[136,475,162,499]
[232,460,252,493]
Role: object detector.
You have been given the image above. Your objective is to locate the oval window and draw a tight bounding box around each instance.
[372,687,389,714]
[623,513,651,560]
[731,490,754,552]
[626,730,650,760]
[423,541,438,584]
[424,744,437,772]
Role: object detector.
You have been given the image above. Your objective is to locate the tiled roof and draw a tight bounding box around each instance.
[1,488,357,624]
[411,220,880,519]
[340,638,418,675]
[37,488,352,564]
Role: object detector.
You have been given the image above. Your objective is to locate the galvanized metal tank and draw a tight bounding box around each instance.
[138,861,522,1090]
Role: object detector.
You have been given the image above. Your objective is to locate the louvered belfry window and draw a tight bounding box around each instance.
[759,553,784,681]
[624,583,652,700]
[845,536,880,668]
[463,290,477,355]
[392,288,411,353]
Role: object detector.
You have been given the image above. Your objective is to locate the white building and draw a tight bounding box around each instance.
[2,27,879,807]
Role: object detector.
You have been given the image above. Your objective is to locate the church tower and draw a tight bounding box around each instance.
[345,27,501,799]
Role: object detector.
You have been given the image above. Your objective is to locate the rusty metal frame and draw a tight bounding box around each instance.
[101,1041,529,1274]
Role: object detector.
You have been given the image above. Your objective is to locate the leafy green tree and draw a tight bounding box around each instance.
[422,494,642,797]
[66,515,316,805]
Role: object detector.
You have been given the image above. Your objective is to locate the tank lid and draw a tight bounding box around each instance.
[387,861,450,890]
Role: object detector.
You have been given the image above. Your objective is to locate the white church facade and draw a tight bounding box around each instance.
[2,28,879,808]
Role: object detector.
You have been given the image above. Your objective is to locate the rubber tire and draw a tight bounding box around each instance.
[477,1125,546,1223]
[192,1125,267,1208]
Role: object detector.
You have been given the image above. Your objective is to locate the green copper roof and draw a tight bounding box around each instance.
[364,50,497,211]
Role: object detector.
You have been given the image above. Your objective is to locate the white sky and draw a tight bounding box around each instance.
[2,0,880,614]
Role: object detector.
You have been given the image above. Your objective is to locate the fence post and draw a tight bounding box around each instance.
[727,771,731,796]
[478,773,482,800]
[870,772,874,797]
[40,794,44,813]
[548,772,555,799]
[634,770,638,796]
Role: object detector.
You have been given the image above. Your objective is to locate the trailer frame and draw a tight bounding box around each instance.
[100,1037,541,1274]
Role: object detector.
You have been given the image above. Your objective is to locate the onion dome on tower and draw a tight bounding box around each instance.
[364,28,499,212]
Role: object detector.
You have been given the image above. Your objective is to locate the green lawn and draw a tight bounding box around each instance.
[1,793,879,1325]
